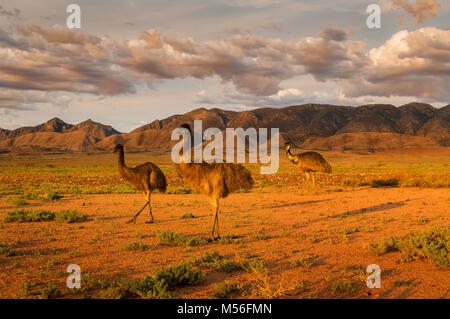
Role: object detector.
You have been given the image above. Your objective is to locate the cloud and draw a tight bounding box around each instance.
[341,27,450,100]
[318,26,350,42]
[196,86,335,108]
[261,23,281,32]
[0,25,134,99]
[392,0,441,25]
[0,23,449,110]
[0,5,20,18]
[223,0,282,9]
[290,33,368,82]
[0,89,73,110]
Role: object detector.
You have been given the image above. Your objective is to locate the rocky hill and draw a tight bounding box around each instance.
[1,102,448,153]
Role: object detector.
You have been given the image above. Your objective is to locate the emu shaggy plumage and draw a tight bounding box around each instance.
[285,143,331,194]
[114,144,167,223]
[175,124,254,239]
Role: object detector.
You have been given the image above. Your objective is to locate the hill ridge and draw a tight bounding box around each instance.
[1,102,448,153]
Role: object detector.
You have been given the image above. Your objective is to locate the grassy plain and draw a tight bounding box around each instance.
[0,147,449,298]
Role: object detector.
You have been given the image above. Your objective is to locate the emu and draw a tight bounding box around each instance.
[175,124,254,239]
[113,144,167,224]
[284,142,332,194]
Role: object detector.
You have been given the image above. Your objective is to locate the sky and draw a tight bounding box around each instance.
[0,0,449,132]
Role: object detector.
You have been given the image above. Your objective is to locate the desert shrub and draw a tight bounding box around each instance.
[330,280,355,294]
[213,282,240,298]
[55,210,87,223]
[38,282,61,299]
[216,235,243,244]
[291,255,315,268]
[0,243,19,256]
[340,265,367,282]
[242,261,288,298]
[166,187,193,194]
[157,231,208,247]
[192,251,223,265]
[367,227,450,268]
[192,251,244,273]
[44,191,64,201]
[121,241,152,252]
[371,179,399,188]
[252,230,271,241]
[155,262,203,287]
[213,260,243,273]
[397,227,450,268]
[106,277,172,299]
[4,209,87,223]
[6,197,28,206]
[4,209,55,222]
[367,237,399,255]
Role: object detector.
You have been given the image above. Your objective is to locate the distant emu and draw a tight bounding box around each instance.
[175,124,254,239]
[113,144,167,224]
[284,143,332,194]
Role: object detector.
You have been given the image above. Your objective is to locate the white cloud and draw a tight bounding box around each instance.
[1,24,449,111]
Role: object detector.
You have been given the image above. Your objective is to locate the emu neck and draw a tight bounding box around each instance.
[286,148,297,164]
[117,150,128,175]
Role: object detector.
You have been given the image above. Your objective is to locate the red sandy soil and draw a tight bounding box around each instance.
[1,187,449,299]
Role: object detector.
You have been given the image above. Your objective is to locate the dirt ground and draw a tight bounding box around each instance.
[1,185,449,299]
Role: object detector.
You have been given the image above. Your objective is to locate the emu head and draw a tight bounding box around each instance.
[284,143,291,151]
[113,144,124,154]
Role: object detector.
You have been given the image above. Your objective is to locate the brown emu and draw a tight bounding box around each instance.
[284,143,331,194]
[175,124,253,239]
[113,144,167,224]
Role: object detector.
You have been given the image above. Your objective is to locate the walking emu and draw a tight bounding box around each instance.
[113,144,167,224]
[175,124,253,239]
[284,143,331,194]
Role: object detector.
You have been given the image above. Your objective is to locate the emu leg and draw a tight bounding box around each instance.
[211,206,220,240]
[304,172,310,192]
[126,202,149,224]
[312,172,317,195]
[145,192,157,224]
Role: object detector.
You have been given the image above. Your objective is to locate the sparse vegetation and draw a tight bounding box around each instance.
[371,179,399,188]
[367,227,450,268]
[242,261,289,299]
[0,242,19,256]
[291,255,315,268]
[213,282,240,298]
[6,197,28,206]
[55,210,88,223]
[157,231,209,247]
[330,280,355,294]
[393,280,414,287]
[166,186,193,194]
[1,151,449,299]
[121,241,153,252]
[192,251,244,273]
[3,209,87,223]
[100,276,172,299]
[155,263,203,287]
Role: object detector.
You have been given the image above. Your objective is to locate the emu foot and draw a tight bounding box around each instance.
[210,235,221,241]
[126,218,137,224]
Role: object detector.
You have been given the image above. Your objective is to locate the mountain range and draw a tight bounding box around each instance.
[1,102,448,154]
